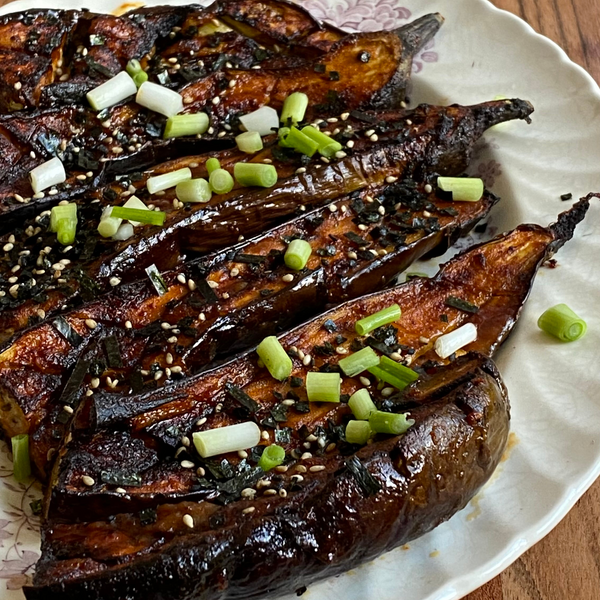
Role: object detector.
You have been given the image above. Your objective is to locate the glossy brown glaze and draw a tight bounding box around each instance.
[0,7,443,225]
[27,353,510,600]
[43,197,589,522]
[0,181,497,478]
[0,98,534,343]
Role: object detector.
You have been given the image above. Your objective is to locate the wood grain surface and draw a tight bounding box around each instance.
[469,3,600,599]
[0,0,597,598]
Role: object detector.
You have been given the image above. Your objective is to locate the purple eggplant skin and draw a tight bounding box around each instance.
[26,353,510,600]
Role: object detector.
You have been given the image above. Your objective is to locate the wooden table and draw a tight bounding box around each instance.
[0,0,597,597]
[466,6,600,600]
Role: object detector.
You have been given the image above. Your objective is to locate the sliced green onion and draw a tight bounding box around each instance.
[112,222,134,241]
[193,422,261,458]
[164,113,210,139]
[369,411,414,435]
[258,444,286,471]
[338,347,380,378]
[136,81,183,117]
[176,179,212,203]
[30,156,66,194]
[206,157,221,174]
[348,388,377,420]
[434,323,478,359]
[355,304,402,336]
[280,127,319,157]
[209,169,235,195]
[50,203,78,245]
[235,131,264,154]
[126,59,143,77]
[239,105,279,136]
[301,125,343,157]
[111,207,166,226]
[368,356,418,391]
[87,71,137,111]
[280,92,309,125]
[437,177,484,202]
[537,304,587,342]
[147,167,192,194]
[284,239,312,271]
[278,127,292,147]
[345,420,372,445]
[98,206,122,238]
[257,336,293,381]
[11,434,31,482]
[234,162,278,188]
[306,371,340,403]
[133,70,148,88]
[122,195,149,226]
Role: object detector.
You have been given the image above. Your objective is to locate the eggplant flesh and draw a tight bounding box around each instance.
[28,353,508,600]
[42,197,590,522]
[0,180,497,478]
[0,98,534,344]
[0,9,443,224]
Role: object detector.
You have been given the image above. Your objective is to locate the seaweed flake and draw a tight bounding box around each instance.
[225,382,259,413]
[103,335,123,368]
[445,296,479,314]
[52,316,83,347]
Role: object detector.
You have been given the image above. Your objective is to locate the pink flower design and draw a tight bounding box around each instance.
[475,159,503,189]
[300,0,411,31]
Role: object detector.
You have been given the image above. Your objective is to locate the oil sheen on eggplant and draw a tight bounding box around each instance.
[42,197,590,524]
[0,7,443,224]
[26,353,509,600]
[0,181,497,478]
[0,98,534,343]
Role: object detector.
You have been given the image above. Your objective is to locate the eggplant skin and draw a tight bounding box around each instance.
[26,354,509,600]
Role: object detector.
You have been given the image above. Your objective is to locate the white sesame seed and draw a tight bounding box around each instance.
[82,475,95,487]
[115,487,126,494]
[378,249,387,256]
[168,336,178,344]
[309,465,326,473]
[109,277,121,286]
[237,449,248,459]
[8,284,19,298]
[180,460,195,469]
[257,478,270,489]
[301,452,313,460]
[348,251,358,260]
[166,353,174,365]
[390,352,402,361]
[291,474,304,483]
[326,443,337,452]
[359,376,371,386]
[302,354,311,366]
[33,192,44,199]
[91,378,100,388]
[261,431,270,441]
[378,205,385,215]
[161,322,172,330]
[181,436,190,447]
[381,387,395,397]
[242,506,256,514]
[241,488,256,498]
[365,129,375,137]
[207,280,219,289]
[340,112,350,121]
[275,465,289,473]
[328,203,337,212]
[357,224,368,231]
[346,140,355,148]
[171,366,183,373]
[212,96,220,105]
[177,273,186,284]
[419,336,430,344]
[199,313,206,321]
[424,183,433,194]
[182,514,194,528]
[406,119,413,125]
[167,57,178,64]
[85,319,97,330]
[188,279,196,291]
[334,151,347,159]
[282,399,295,406]
[197,467,206,477]
[3,243,13,252]
[8,276,17,284]
[335,346,348,355]
[63,405,74,415]
[385,176,398,183]
[280,273,294,284]
[262,488,277,496]
[14,82,22,91]
[278,488,288,498]
[295,167,306,174]
[369,134,379,142]
[125,321,133,329]
[320,156,330,163]
[154,371,164,381]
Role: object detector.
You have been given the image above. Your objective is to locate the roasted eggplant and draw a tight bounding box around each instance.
[0,6,443,224]
[27,353,509,600]
[42,197,590,522]
[0,98,533,343]
[0,180,498,478]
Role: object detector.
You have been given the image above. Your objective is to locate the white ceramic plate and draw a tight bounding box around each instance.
[0,0,599,598]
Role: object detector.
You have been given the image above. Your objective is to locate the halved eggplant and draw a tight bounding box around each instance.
[0,98,534,343]
[0,180,497,477]
[27,353,509,600]
[43,197,590,521]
